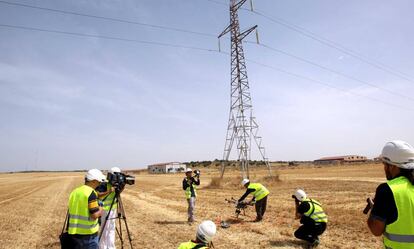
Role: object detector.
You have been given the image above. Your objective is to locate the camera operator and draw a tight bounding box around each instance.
[183,168,200,223]
[97,167,123,249]
[292,189,327,248]
[67,169,106,249]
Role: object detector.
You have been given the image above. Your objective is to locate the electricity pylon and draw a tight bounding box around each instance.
[219,0,272,179]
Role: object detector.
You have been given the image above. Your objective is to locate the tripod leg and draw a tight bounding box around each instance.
[118,211,124,249]
[118,195,134,249]
[122,215,134,249]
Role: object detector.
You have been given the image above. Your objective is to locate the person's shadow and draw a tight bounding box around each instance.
[269,239,307,248]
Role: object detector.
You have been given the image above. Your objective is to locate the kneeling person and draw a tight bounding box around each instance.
[293,189,327,248]
[178,220,216,249]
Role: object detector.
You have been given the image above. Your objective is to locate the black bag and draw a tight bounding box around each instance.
[59,210,75,249]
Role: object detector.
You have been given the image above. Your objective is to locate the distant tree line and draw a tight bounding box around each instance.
[184,159,276,168]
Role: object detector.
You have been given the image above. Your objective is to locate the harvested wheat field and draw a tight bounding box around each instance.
[0,163,385,249]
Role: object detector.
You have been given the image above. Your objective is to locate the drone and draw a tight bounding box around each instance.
[225,197,255,219]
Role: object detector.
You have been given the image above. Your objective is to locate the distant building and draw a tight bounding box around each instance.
[147,162,186,174]
[314,155,367,165]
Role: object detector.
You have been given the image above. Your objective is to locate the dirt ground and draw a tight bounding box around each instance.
[0,163,385,249]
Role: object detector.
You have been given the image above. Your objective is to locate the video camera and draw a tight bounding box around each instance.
[193,169,200,177]
[107,172,135,191]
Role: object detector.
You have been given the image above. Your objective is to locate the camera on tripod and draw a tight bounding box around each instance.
[100,171,135,248]
[107,172,135,191]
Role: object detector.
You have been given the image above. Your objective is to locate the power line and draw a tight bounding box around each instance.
[245,58,414,113]
[0,23,219,52]
[8,0,411,93]
[202,0,414,83]
[204,0,229,6]
[1,22,412,113]
[0,0,216,37]
[251,10,414,84]
[244,41,414,103]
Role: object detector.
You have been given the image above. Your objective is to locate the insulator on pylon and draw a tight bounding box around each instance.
[255,29,260,44]
[250,0,254,11]
[218,38,221,52]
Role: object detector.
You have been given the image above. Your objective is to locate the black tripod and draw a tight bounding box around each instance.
[99,189,134,249]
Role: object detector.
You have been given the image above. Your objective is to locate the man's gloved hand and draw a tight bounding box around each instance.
[98,200,104,207]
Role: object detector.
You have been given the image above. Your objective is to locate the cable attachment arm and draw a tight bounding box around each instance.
[218,23,233,52]
[238,25,257,41]
[231,0,248,12]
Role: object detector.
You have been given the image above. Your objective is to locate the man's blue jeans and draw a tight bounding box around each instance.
[71,234,99,249]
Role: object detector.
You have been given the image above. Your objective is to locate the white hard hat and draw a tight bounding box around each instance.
[241,178,250,186]
[109,167,121,174]
[185,168,193,173]
[381,140,414,169]
[85,169,106,182]
[294,189,307,201]
[196,220,216,243]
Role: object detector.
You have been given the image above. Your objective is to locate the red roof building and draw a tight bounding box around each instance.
[314,155,367,164]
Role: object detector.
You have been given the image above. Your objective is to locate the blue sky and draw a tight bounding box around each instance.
[0,0,413,171]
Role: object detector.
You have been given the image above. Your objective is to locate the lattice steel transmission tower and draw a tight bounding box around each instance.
[218,0,272,179]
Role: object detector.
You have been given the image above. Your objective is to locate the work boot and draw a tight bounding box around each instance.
[253,217,262,222]
[308,239,320,248]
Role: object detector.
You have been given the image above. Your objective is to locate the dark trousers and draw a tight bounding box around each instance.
[70,234,99,249]
[255,196,268,220]
[294,222,326,243]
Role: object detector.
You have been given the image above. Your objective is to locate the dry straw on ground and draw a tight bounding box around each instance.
[0,163,384,248]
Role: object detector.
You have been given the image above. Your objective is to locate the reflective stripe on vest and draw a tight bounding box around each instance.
[249,183,270,201]
[385,232,414,243]
[384,176,414,249]
[303,198,328,223]
[184,179,197,199]
[68,185,99,235]
[69,214,91,221]
[68,221,99,230]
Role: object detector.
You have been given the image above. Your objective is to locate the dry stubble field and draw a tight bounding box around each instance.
[0,163,385,249]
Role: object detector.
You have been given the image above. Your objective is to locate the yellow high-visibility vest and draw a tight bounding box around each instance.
[383,176,414,249]
[100,183,117,211]
[68,185,100,235]
[178,241,208,249]
[303,198,328,223]
[184,179,197,199]
[249,183,269,201]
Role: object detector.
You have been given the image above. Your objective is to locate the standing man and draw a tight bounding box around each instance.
[178,220,217,249]
[367,140,414,249]
[183,168,200,223]
[68,169,106,249]
[238,179,269,222]
[292,189,327,248]
[98,167,121,249]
